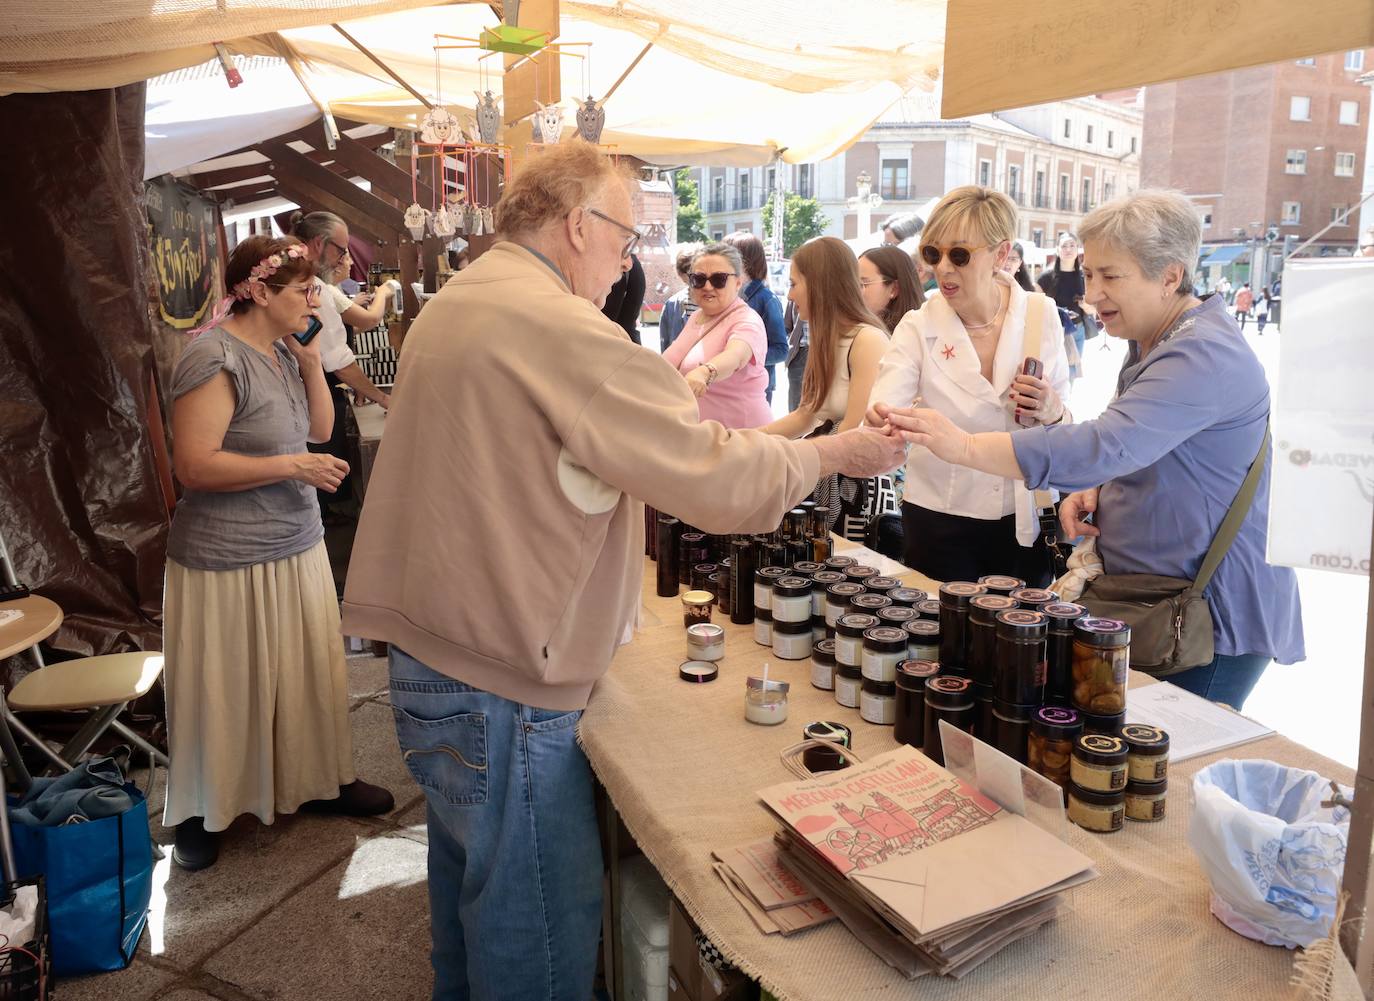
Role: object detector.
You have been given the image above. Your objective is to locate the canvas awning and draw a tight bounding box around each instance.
[1200,244,1251,266]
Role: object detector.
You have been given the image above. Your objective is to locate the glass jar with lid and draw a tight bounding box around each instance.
[903,619,940,663]
[937,582,986,673]
[1042,601,1087,706]
[1071,618,1130,716]
[811,638,838,690]
[771,577,812,624]
[1070,734,1128,792]
[1028,706,1082,788]
[861,626,908,684]
[968,595,1017,688]
[1010,587,1058,613]
[834,613,880,670]
[860,679,897,725]
[886,587,927,608]
[825,582,866,629]
[994,609,1048,707]
[895,660,939,749]
[922,676,975,766]
[745,675,790,725]
[849,592,893,616]
[977,574,1025,598]
[864,575,901,596]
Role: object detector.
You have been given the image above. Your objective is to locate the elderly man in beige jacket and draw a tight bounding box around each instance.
[342,142,904,1001]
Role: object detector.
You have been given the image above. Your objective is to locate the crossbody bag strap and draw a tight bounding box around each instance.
[1021,292,1053,511]
[1191,424,1271,594]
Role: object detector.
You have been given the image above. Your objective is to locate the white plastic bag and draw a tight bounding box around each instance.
[1189,759,1351,948]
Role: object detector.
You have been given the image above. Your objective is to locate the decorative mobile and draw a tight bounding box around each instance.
[403,202,431,241]
[575,96,605,144]
[475,90,502,143]
[419,105,463,144]
[533,101,565,144]
[431,204,458,238]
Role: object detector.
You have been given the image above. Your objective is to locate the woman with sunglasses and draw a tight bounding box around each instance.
[858,245,926,333]
[661,242,773,428]
[163,235,394,871]
[866,186,1071,585]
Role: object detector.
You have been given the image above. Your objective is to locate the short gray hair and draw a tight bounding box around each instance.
[692,242,743,276]
[1079,190,1201,295]
[290,210,344,243]
[882,212,924,242]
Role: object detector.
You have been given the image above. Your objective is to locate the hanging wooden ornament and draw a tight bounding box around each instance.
[420,106,462,144]
[404,203,431,240]
[475,91,501,143]
[575,96,606,143]
[533,101,565,144]
[432,204,457,238]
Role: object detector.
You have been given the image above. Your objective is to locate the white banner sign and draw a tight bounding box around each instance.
[1268,257,1374,576]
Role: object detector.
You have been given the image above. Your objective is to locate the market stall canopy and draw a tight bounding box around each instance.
[942,0,1374,118]
[1200,244,1252,267]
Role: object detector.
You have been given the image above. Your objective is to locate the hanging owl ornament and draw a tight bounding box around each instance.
[533,101,565,144]
[403,203,431,241]
[576,96,605,144]
[474,91,501,143]
[419,106,462,145]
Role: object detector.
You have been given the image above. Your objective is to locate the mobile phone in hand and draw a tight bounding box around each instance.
[293,316,323,346]
[1015,357,1043,427]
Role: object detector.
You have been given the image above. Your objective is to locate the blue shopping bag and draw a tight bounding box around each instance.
[8,761,152,975]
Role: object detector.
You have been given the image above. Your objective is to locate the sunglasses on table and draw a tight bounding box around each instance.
[687,271,735,290]
[920,243,992,268]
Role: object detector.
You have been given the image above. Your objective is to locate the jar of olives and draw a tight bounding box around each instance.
[1027,706,1083,789]
[1071,618,1130,716]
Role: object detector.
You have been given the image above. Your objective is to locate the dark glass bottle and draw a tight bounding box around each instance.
[994,609,1048,706]
[937,582,986,674]
[967,594,1017,688]
[655,516,680,597]
[730,538,757,626]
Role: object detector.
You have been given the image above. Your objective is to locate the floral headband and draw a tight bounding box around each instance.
[189,243,311,337]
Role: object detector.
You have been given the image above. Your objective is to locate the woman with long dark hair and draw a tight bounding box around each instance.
[1003,241,1035,291]
[858,245,925,333]
[1038,232,1086,376]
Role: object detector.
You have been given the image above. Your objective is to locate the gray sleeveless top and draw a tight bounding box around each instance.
[165,327,323,571]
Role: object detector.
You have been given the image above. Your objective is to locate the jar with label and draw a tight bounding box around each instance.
[968,595,1018,688]
[849,592,893,616]
[915,599,942,621]
[834,665,862,708]
[1081,708,1126,736]
[745,675,789,725]
[1028,706,1082,788]
[1010,587,1058,613]
[861,627,908,684]
[1122,724,1170,782]
[994,609,1048,706]
[686,623,725,663]
[834,613,880,671]
[977,574,1025,598]
[991,700,1032,764]
[1070,734,1128,792]
[753,566,789,616]
[690,562,718,592]
[792,561,824,579]
[730,538,756,626]
[771,577,812,624]
[753,606,773,646]
[860,679,897,725]
[1068,784,1125,833]
[903,619,941,663]
[772,619,812,660]
[682,590,714,627]
[811,638,838,690]
[679,533,708,584]
[844,565,879,585]
[825,582,867,629]
[1125,779,1168,822]
[823,555,856,573]
[895,660,939,749]
[887,587,927,608]
[923,676,975,766]
[938,582,986,673]
[1072,618,1130,716]
[878,606,917,630]
[810,571,846,618]
[865,576,901,596]
[1042,601,1087,706]
[802,720,851,773]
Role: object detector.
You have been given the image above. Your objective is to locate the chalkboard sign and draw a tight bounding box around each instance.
[146,176,220,330]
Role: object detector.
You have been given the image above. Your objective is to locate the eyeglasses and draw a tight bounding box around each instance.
[585,207,643,258]
[324,237,349,260]
[920,243,992,268]
[688,271,735,290]
[270,281,323,304]
[859,278,892,288]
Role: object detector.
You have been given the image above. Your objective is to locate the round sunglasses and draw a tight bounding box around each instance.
[920,243,992,268]
[688,271,735,290]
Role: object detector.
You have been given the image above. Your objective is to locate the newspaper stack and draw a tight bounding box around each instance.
[752,744,1097,979]
[710,840,836,936]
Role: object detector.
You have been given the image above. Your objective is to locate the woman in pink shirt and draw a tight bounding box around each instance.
[662,242,772,428]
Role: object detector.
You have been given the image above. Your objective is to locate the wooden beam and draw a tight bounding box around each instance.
[206,181,280,206]
[190,147,349,189]
[267,175,391,246]
[257,138,405,235]
[294,120,438,208]
[331,23,433,109]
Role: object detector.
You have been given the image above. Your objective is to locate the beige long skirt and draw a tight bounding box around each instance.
[163,540,356,832]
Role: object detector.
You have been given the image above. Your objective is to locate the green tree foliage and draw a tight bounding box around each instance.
[764,192,830,257]
[674,169,706,243]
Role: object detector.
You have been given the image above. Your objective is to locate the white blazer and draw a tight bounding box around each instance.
[868,271,1071,547]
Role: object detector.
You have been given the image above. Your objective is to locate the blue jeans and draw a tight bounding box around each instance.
[389,648,603,1001]
[1164,652,1270,711]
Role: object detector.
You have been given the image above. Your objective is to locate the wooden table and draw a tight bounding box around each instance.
[0,595,61,661]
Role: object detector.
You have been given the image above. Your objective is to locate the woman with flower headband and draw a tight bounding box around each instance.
[163,234,394,871]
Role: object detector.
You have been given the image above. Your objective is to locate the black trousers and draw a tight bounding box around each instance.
[308,375,354,509]
[901,502,1053,587]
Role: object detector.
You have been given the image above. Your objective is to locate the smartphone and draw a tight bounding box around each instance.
[292,316,323,346]
[1015,357,1043,427]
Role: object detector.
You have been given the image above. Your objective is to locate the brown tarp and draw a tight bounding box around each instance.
[0,84,168,668]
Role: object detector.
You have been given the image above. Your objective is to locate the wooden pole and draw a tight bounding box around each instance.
[1339,496,1374,989]
[331,23,434,110]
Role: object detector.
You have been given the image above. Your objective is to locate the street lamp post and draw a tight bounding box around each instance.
[847,170,884,240]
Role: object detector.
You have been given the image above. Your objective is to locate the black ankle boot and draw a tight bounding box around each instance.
[302,780,395,817]
[173,818,219,871]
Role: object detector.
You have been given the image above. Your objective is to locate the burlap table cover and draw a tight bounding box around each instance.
[578,560,1361,1001]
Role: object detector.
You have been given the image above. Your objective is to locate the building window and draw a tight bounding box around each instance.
[1008,164,1022,200]
[1107,130,1115,149]
[880,159,909,200]
[1281,201,1302,224]
[1295,57,1316,66]
[1347,51,1366,72]
[1058,174,1071,211]
[1034,170,1047,208]
[735,169,751,210]
[796,164,813,199]
[1285,149,1307,174]
[765,167,776,198]
[1063,119,1072,139]
[711,176,725,214]
[1336,152,1357,176]
[1081,177,1093,212]
[1130,136,1138,154]
[1340,100,1360,125]
[1031,228,1044,247]
[978,159,991,187]
[711,229,725,240]
[1201,211,1213,228]
[1290,96,1311,121]
[1332,205,1351,226]
[1086,124,1094,144]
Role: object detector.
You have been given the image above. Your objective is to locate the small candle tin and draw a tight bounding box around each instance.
[1070,734,1129,792]
[802,721,852,773]
[745,675,790,725]
[682,590,715,627]
[811,638,838,690]
[1122,724,1171,782]
[685,623,725,662]
[679,660,719,683]
[860,679,897,725]
[772,577,813,624]
[1068,783,1125,833]
[1124,779,1168,822]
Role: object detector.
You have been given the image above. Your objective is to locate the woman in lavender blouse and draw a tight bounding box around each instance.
[874,190,1302,710]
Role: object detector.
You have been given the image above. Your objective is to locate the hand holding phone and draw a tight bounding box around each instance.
[293,316,323,346]
[1014,357,1043,427]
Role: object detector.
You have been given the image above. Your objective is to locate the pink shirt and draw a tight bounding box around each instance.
[663,299,772,429]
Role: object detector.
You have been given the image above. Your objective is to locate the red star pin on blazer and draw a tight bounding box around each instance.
[941,344,956,360]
